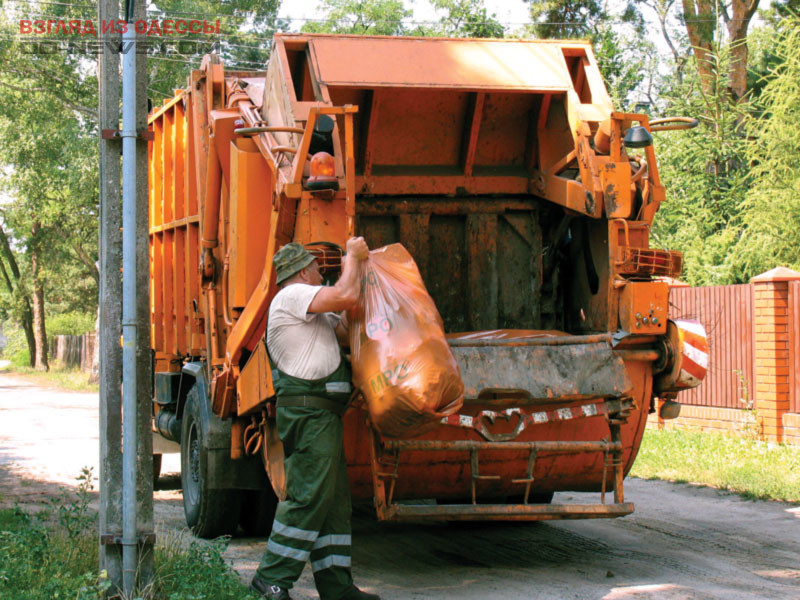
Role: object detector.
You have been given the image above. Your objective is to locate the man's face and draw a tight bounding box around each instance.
[301,259,323,286]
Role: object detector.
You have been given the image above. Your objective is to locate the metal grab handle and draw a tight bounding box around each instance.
[234,125,305,136]
[649,117,699,132]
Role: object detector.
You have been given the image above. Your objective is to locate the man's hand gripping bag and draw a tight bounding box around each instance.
[349,244,464,438]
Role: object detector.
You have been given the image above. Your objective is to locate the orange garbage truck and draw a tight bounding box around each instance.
[147,34,708,538]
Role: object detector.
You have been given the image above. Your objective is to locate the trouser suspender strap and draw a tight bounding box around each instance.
[277,395,348,417]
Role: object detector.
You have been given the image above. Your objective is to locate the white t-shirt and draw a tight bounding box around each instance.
[266,283,342,380]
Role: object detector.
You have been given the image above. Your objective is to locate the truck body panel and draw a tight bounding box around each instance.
[148,35,705,534]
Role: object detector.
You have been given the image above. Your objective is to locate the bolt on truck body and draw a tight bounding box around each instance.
[147,34,708,537]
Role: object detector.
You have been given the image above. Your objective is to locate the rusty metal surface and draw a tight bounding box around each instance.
[305,35,575,90]
[448,332,612,347]
[450,341,633,401]
[372,415,632,522]
[342,358,653,503]
[668,284,753,408]
[384,440,623,452]
[383,502,635,521]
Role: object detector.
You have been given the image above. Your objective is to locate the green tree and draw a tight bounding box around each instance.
[526,0,606,38]
[593,27,655,109]
[0,0,284,368]
[302,0,504,38]
[0,6,98,368]
[728,18,800,279]
[146,0,284,97]
[424,0,505,38]
[651,45,751,285]
[677,0,761,100]
[524,0,648,108]
[301,0,410,35]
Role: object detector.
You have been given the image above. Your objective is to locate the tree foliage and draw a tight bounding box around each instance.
[523,0,649,108]
[301,0,410,35]
[727,18,800,279]
[651,45,751,285]
[0,7,99,365]
[423,0,505,38]
[0,0,284,365]
[147,0,283,97]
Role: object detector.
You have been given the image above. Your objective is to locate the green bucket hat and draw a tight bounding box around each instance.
[274,242,316,284]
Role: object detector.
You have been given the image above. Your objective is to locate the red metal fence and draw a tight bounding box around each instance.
[668,284,754,409]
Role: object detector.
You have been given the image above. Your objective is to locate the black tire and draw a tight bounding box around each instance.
[239,486,279,537]
[180,387,242,538]
[152,453,162,489]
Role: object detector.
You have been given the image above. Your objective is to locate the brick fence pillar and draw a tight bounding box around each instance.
[751,267,800,442]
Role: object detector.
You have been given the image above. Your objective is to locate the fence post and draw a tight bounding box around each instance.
[751,267,800,443]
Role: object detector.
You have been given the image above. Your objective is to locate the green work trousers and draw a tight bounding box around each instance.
[255,406,354,600]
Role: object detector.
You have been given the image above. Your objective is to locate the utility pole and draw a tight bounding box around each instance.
[133,0,156,586]
[98,0,153,593]
[97,0,123,589]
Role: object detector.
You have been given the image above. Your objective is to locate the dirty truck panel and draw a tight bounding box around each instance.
[147,34,707,537]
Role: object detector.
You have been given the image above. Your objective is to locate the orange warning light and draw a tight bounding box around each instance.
[306,151,338,190]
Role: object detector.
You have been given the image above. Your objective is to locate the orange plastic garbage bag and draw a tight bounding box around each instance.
[348,244,464,439]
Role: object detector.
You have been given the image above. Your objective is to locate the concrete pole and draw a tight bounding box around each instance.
[98,0,153,592]
[97,0,123,591]
[133,0,155,584]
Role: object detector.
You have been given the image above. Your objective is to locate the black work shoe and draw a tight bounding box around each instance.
[250,577,293,600]
[339,586,381,600]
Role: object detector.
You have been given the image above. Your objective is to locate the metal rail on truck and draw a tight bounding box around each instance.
[366,333,648,522]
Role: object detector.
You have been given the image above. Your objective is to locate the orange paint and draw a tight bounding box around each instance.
[147,34,707,521]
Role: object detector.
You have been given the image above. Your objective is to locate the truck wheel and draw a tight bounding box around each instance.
[239,486,279,537]
[181,388,242,538]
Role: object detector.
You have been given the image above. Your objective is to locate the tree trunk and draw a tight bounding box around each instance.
[31,226,48,372]
[725,0,759,101]
[0,229,36,367]
[681,0,718,96]
[22,316,36,367]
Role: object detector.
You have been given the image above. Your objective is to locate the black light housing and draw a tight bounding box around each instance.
[623,126,653,148]
[309,114,335,155]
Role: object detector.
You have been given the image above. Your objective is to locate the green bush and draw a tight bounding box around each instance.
[1,321,29,364]
[151,534,257,600]
[47,311,96,337]
[0,469,256,600]
[0,470,106,600]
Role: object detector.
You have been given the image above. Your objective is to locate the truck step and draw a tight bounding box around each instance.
[383,502,635,522]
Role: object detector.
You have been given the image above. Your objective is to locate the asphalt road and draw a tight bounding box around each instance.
[1,372,798,599]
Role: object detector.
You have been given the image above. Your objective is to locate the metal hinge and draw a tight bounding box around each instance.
[101,128,154,141]
[99,532,156,546]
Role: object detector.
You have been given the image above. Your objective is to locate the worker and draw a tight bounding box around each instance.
[250,237,380,600]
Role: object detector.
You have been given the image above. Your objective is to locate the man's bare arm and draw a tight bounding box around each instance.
[308,237,369,313]
[334,316,349,347]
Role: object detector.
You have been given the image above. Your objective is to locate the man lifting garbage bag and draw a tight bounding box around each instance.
[348,243,464,439]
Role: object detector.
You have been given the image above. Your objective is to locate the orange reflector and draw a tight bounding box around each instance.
[306,152,339,190]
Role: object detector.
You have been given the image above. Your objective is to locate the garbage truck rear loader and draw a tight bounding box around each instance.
[147,34,707,537]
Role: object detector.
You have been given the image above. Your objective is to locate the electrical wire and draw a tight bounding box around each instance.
[4,0,748,26]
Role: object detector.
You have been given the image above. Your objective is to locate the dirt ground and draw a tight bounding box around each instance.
[1,371,799,600]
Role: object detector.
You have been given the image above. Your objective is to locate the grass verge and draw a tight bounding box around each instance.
[631,428,800,502]
[0,364,99,393]
[0,470,257,599]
